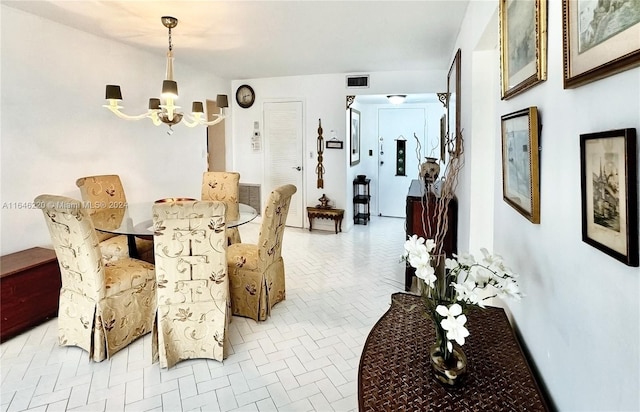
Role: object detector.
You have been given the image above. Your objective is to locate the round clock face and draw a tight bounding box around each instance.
[235,85,255,108]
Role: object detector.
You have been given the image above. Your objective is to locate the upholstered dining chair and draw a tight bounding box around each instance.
[34,194,156,362]
[151,200,231,368]
[227,184,297,321]
[76,174,154,263]
[201,171,242,245]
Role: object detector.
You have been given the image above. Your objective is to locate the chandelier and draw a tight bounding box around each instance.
[103,16,228,133]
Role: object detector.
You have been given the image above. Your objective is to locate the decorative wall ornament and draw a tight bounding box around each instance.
[316,119,325,188]
[437,92,448,108]
[346,95,356,109]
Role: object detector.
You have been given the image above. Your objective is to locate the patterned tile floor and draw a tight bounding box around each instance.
[1,216,408,412]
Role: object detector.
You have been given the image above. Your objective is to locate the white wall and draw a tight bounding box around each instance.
[457,1,640,410]
[229,70,445,231]
[0,6,229,255]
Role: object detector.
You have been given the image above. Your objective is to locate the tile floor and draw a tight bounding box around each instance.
[1,216,408,412]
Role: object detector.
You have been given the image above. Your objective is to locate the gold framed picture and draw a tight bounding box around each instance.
[580,128,638,266]
[500,107,541,223]
[499,0,548,99]
[563,0,640,88]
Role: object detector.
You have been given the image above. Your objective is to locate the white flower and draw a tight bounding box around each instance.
[454,252,476,266]
[495,278,522,301]
[415,264,437,287]
[452,280,485,307]
[436,303,469,347]
[403,234,425,259]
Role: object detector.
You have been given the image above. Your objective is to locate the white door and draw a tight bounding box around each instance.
[378,108,426,217]
[263,101,304,227]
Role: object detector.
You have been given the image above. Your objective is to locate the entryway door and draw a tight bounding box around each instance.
[263,101,304,227]
[378,108,426,217]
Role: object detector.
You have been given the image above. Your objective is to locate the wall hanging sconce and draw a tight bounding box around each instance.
[103,16,229,134]
[316,119,325,188]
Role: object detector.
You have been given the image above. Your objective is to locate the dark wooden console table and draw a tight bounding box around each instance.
[358,293,550,411]
[307,207,344,234]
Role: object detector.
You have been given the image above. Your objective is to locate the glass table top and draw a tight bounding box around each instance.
[91,202,258,237]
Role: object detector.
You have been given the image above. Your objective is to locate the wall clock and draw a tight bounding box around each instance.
[235,84,255,108]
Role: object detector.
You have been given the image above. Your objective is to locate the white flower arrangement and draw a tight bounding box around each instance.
[402,234,523,356]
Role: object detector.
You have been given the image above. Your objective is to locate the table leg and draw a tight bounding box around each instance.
[308,214,313,232]
[127,234,140,259]
[334,219,338,234]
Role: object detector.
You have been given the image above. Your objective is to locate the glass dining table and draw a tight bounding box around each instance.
[91,201,258,259]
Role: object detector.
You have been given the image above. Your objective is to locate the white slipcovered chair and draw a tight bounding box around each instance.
[227,184,297,321]
[201,171,242,245]
[76,174,154,263]
[35,194,156,362]
[152,200,231,368]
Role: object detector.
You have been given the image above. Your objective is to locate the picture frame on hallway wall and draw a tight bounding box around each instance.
[580,128,638,267]
[562,0,640,89]
[350,108,361,166]
[499,0,548,99]
[500,107,541,224]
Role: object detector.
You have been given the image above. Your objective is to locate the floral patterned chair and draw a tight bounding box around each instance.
[201,172,242,245]
[76,174,154,263]
[35,194,156,362]
[227,184,297,321]
[151,200,231,368]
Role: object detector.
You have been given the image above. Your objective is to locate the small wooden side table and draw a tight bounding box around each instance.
[307,207,344,234]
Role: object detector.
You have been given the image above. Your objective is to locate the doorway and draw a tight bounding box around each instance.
[377,108,426,217]
[263,101,304,227]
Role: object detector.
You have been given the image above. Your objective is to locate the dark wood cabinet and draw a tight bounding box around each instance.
[405,179,457,291]
[1,247,61,342]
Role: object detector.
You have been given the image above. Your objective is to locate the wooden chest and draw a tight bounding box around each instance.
[1,247,61,342]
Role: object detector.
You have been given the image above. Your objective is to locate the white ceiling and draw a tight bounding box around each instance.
[4,0,470,81]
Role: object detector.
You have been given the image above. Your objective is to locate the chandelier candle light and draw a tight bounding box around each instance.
[103,16,228,134]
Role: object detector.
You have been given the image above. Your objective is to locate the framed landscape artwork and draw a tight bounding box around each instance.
[500,107,540,223]
[350,108,360,166]
[499,0,547,99]
[580,129,638,266]
[563,0,640,88]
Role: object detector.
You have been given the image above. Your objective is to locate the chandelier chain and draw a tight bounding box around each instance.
[168,27,173,51]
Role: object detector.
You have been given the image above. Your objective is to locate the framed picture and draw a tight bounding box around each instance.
[447,49,462,158]
[499,0,547,99]
[563,0,640,88]
[326,140,343,149]
[500,107,541,223]
[350,108,361,166]
[439,114,446,161]
[580,129,638,266]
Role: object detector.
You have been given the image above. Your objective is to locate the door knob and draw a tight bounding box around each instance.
[292,166,302,171]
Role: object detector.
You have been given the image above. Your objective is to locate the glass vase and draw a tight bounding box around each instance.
[429,325,467,386]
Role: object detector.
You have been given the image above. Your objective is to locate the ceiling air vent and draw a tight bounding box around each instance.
[346,75,370,88]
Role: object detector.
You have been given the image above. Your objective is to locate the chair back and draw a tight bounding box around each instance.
[257,184,297,269]
[201,172,240,221]
[35,194,105,299]
[76,174,126,241]
[153,200,228,303]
